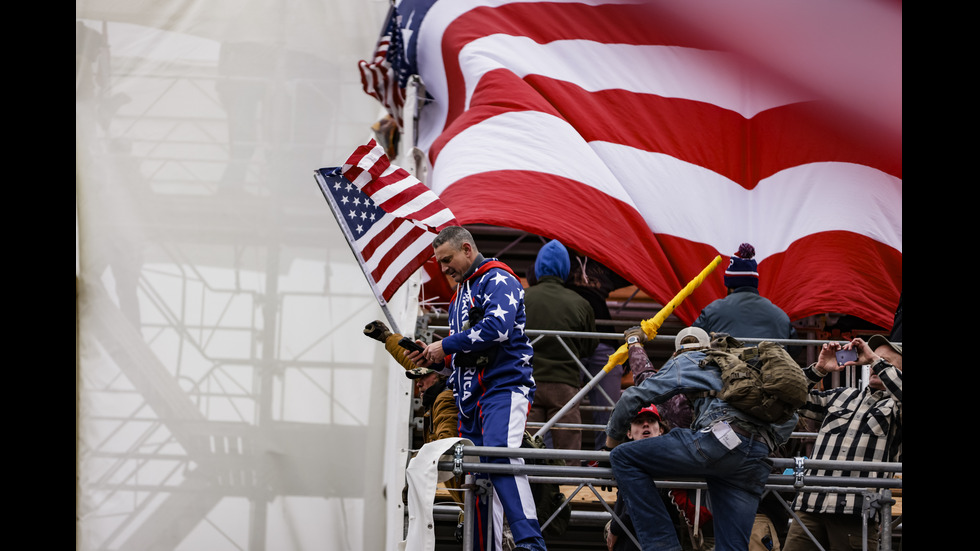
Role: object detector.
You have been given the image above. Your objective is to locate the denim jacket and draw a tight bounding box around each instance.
[606,349,795,449]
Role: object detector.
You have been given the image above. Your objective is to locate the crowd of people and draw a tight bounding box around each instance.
[364,227,903,551]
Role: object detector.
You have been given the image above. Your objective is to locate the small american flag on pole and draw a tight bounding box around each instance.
[315,139,458,308]
[358,4,408,129]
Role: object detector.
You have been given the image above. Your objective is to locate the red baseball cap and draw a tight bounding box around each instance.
[633,404,662,422]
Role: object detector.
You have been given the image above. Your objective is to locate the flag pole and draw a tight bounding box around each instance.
[533,255,722,440]
[603,255,723,371]
[314,169,402,335]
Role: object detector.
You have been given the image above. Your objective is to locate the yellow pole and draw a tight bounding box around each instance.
[601,255,722,371]
[533,254,723,441]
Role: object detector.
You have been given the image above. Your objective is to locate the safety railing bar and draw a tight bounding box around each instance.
[521,424,820,442]
[769,457,902,473]
[526,421,609,431]
[439,463,901,491]
[454,445,902,474]
[444,472,897,550]
[424,325,899,349]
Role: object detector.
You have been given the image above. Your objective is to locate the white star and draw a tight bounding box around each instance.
[353,197,361,206]
[348,210,357,219]
[355,224,363,233]
[467,328,484,344]
[505,292,519,307]
[345,182,353,191]
[491,272,509,286]
[515,322,525,333]
[360,211,368,220]
[489,304,508,319]
[369,212,376,221]
[494,330,509,342]
[401,11,415,62]
[333,181,341,190]
[520,354,532,366]
[340,195,349,205]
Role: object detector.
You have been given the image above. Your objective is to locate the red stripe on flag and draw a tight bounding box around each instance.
[438,169,711,322]
[438,171,900,327]
[438,2,712,132]
[370,225,434,301]
[358,217,403,265]
[367,224,431,282]
[431,68,901,187]
[344,139,458,231]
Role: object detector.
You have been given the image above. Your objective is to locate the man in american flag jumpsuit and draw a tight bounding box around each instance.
[417,226,547,551]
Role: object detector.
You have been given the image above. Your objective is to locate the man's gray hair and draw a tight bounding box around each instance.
[433,225,476,251]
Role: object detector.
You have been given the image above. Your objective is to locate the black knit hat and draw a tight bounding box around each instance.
[724,243,759,289]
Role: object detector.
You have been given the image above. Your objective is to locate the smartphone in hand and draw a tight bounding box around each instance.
[398,336,425,354]
[835,348,858,365]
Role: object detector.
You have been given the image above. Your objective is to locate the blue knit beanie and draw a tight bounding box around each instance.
[535,240,570,281]
[724,243,759,289]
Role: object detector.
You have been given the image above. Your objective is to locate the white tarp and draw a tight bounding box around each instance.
[401,437,475,551]
[76,1,417,549]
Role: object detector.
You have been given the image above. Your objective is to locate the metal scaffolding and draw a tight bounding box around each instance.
[428,444,901,551]
[405,325,902,550]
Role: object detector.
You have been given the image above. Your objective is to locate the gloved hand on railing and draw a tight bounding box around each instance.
[624,325,646,344]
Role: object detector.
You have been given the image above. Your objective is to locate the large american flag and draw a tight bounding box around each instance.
[364,0,902,328]
[315,139,458,304]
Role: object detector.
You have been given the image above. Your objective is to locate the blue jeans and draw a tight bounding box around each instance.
[609,426,771,551]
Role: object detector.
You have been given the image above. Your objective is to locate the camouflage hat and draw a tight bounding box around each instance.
[405,367,438,379]
[868,335,902,356]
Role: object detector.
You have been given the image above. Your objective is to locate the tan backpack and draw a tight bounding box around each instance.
[698,335,808,424]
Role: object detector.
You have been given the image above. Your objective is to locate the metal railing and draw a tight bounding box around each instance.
[433,444,900,551]
[418,324,899,440]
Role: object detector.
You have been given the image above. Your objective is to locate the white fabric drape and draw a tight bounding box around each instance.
[400,437,475,551]
[76,2,409,549]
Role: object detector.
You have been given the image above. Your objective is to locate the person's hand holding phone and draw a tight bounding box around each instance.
[398,336,431,367]
[845,337,882,366]
[815,342,847,374]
